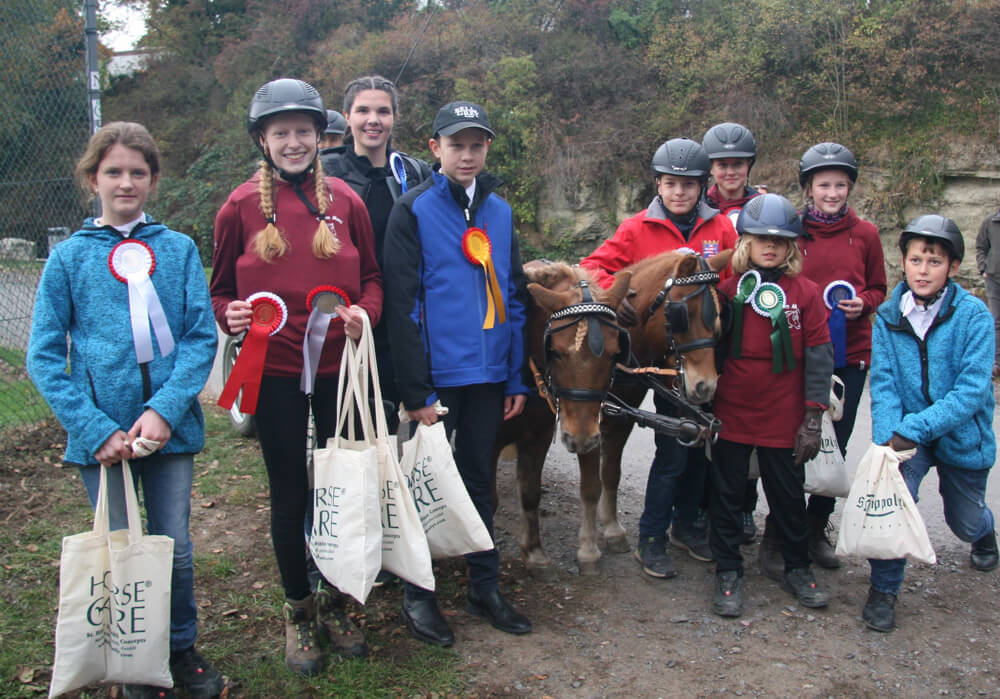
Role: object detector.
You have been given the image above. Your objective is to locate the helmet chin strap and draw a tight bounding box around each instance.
[911,285,946,308]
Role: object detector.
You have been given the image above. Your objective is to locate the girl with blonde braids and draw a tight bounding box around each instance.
[210,79,381,676]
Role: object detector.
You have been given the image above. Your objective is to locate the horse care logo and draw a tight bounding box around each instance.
[85,570,151,651]
[312,485,345,539]
[857,492,907,518]
[453,105,480,120]
[784,303,801,330]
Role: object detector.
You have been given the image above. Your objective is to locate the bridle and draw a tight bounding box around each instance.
[534,279,631,410]
[646,255,722,363]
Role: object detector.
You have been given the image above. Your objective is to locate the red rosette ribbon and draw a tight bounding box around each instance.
[108,239,175,363]
[301,285,351,395]
[217,292,287,414]
[461,227,506,329]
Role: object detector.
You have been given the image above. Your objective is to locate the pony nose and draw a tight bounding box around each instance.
[688,379,716,405]
[561,430,601,455]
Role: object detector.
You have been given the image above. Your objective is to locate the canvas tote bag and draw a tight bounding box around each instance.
[803,411,850,497]
[49,462,173,697]
[400,421,494,559]
[354,312,434,589]
[309,325,382,604]
[835,443,936,564]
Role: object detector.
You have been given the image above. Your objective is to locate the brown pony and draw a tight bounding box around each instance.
[495,250,730,576]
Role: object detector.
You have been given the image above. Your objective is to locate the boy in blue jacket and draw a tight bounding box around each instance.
[383,101,531,646]
[866,214,998,633]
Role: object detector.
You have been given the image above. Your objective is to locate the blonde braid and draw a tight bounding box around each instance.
[311,154,341,258]
[252,160,289,262]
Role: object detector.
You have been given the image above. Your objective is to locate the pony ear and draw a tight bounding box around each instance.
[707,248,734,272]
[677,254,700,276]
[528,282,570,313]
[604,271,633,310]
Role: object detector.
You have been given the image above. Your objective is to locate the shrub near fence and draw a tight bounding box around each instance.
[0,0,91,428]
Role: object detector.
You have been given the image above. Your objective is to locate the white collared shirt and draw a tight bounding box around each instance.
[96,213,146,237]
[900,289,945,340]
[465,181,476,209]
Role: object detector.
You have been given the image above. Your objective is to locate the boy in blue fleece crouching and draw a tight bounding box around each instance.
[865,214,997,633]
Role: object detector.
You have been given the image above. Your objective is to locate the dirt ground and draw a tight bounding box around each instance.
[6,414,1000,699]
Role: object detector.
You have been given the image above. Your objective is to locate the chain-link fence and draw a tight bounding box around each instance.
[0,0,90,429]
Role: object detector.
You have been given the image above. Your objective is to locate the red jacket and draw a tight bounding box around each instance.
[798,208,886,368]
[581,198,737,288]
[714,273,831,448]
[705,185,760,228]
[210,172,382,378]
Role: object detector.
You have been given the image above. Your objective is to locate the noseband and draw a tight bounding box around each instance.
[539,280,631,408]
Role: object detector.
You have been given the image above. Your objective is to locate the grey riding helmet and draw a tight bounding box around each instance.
[736,193,803,238]
[325,110,347,135]
[702,122,756,164]
[798,142,858,187]
[247,78,327,135]
[899,214,964,261]
[651,138,711,183]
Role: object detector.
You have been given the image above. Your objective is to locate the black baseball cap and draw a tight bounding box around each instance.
[432,101,495,138]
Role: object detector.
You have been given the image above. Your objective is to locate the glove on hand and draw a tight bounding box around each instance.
[889,433,917,452]
[618,289,639,327]
[793,407,824,465]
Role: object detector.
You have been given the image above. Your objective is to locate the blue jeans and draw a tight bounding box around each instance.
[639,392,705,537]
[79,454,198,651]
[869,445,995,595]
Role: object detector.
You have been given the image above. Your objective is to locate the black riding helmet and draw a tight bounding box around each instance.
[736,193,803,238]
[798,142,858,188]
[651,138,711,184]
[247,78,326,182]
[899,214,964,262]
[702,122,757,164]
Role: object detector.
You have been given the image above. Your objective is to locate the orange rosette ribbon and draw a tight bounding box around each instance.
[461,227,506,329]
[217,292,287,415]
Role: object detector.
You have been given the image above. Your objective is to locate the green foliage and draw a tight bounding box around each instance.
[99,0,1000,260]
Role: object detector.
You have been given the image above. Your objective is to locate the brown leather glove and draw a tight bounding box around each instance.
[793,406,824,465]
[618,289,639,327]
[889,433,917,452]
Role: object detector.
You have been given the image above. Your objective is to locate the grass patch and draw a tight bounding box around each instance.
[0,404,467,697]
[0,346,51,429]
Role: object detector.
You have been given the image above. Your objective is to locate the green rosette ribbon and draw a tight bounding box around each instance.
[750,282,795,373]
[729,270,760,359]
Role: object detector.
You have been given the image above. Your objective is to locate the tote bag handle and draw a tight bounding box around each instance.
[93,459,145,543]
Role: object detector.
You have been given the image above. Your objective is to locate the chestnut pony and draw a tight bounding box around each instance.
[495,250,731,576]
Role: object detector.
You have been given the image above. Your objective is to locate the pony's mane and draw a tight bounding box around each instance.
[627,249,690,276]
[523,260,603,296]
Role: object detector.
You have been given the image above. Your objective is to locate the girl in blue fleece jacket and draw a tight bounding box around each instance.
[863,214,997,634]
[27,122,222,698]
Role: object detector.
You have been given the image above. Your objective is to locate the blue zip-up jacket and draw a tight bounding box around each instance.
[871,280,995,470]
[27,217,217,466]
[383,170,528,409]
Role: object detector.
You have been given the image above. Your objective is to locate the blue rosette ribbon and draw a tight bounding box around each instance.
[823,281,856,369]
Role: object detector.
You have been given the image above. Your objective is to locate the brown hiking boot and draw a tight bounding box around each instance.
[315,580,369,658]
[283,596,323,676]
[808,514,841,569]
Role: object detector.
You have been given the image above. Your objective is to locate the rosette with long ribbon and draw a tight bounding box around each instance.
[108,240,175,363]
[824,280,856,369]
[729,270,760,359]
[750,282,795,373]
[301,285,350,396]
[217,292,287,414]
[462,227,506,329]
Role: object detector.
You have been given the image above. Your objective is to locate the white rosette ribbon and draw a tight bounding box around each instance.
[109,240,175,363]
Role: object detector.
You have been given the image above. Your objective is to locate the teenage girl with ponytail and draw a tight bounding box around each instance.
[210,79,382,676]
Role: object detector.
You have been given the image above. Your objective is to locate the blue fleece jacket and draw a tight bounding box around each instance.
[383,171,528,409]
[27,217,217,466]
[871,280,995,470]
